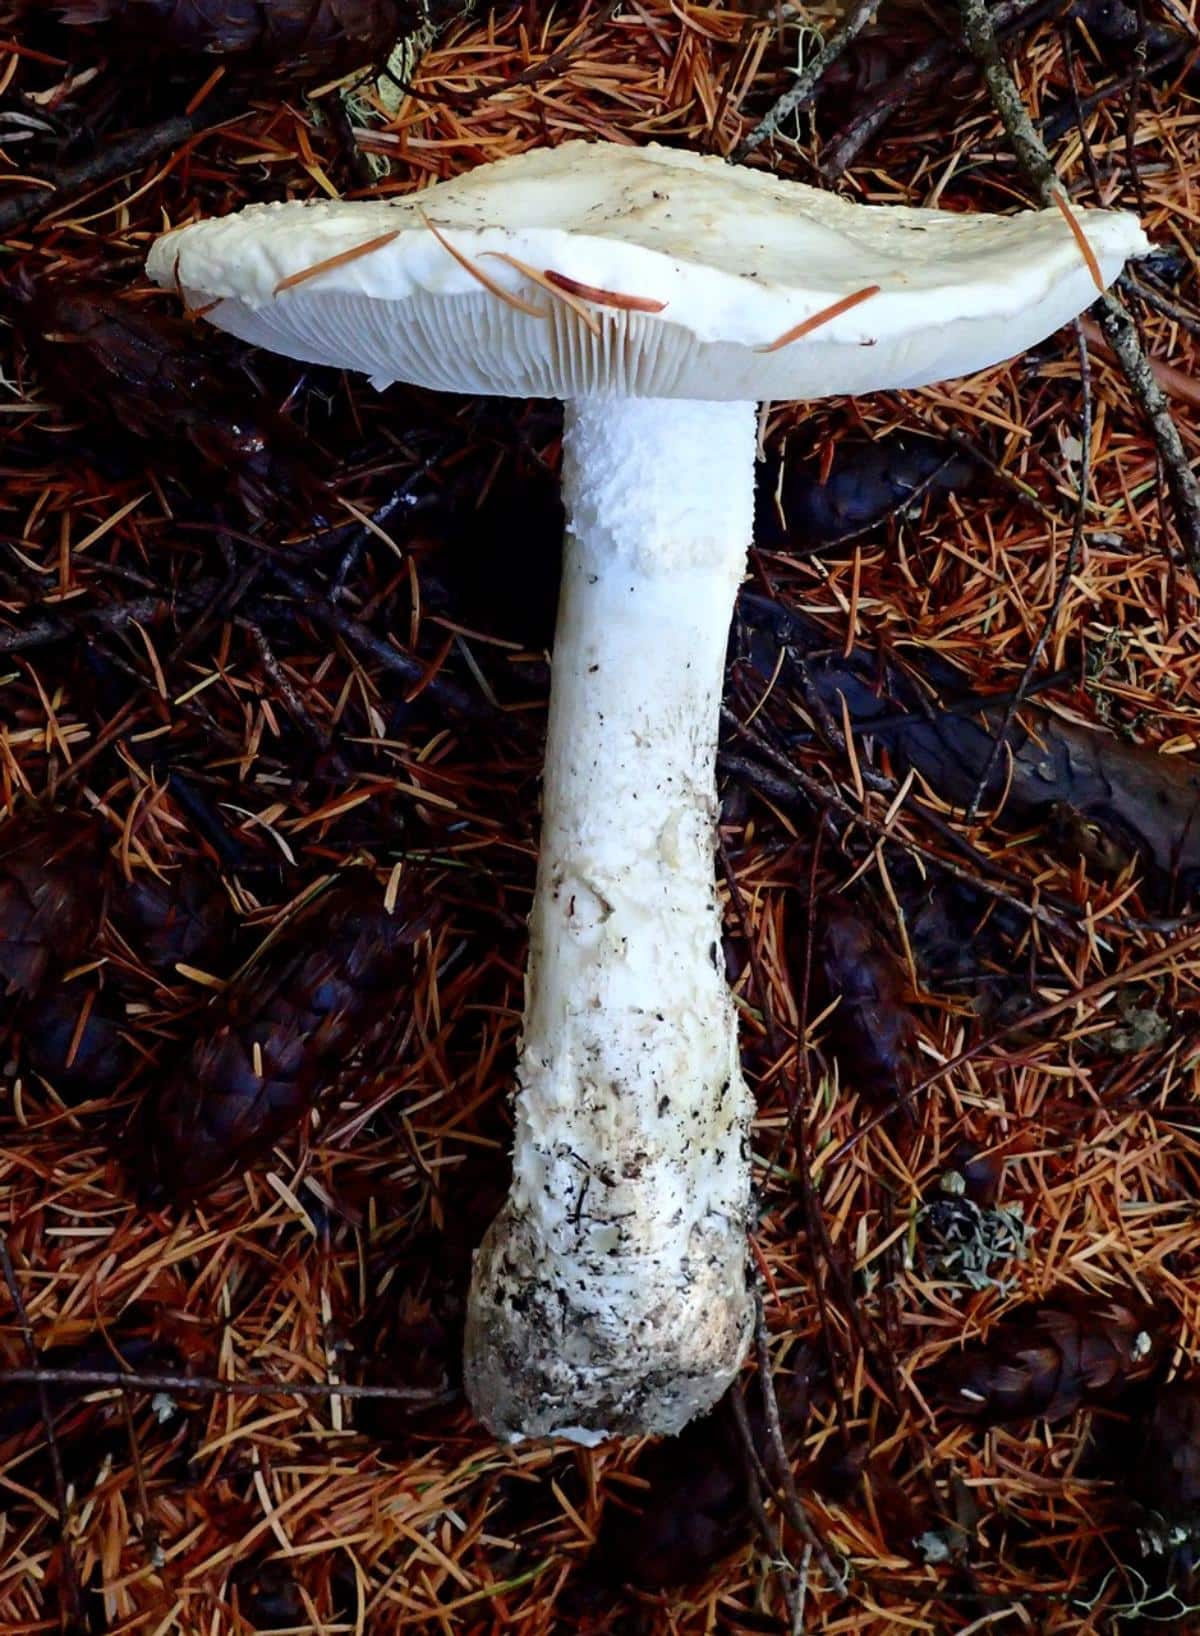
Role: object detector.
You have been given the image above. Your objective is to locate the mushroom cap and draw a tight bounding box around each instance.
[147,140,1148,401]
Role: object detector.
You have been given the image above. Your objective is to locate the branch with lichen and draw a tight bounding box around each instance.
[955,0,1200,576]
[733,0,882,160]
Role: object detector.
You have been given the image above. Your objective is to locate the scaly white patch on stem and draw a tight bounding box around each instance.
[465,397,757,1442]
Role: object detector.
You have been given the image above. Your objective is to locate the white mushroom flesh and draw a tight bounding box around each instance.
[466,395,757,1439]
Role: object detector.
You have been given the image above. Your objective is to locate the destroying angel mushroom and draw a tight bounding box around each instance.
[147,140,1147,1444]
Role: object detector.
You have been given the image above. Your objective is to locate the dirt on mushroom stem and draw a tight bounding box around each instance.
[466,396,759,1443]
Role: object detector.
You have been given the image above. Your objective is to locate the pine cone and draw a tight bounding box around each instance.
[0,1331,181,1440]
[22,987,133,1102]
[12,276,326,522]
[0,814,108,1000]
[113,861,230,974]
[754,434,974,550]
[937,1301,1160,1424]
[146,873,432,1198]
[812,902,919,1110]
[52,0,423,66]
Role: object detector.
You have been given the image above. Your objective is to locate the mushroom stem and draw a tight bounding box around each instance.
[466,395,757,1442]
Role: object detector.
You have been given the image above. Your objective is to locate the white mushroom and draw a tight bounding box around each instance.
[146,140,1148,1444]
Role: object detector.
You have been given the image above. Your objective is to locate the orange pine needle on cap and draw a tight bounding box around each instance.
[169,248,219,317]
[273,230,402,295]
[543,269,667,313]
[1052,191,1105,294]
[483,251,601,335]
[758,285,882,353]
[420,212,547,318]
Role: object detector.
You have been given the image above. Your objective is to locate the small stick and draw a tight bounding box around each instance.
[794,1543,813,1633]
[0,591,189,653]
[956,0,1057,195]
[268,564,494,720]
[0,111,209,236]
[822,0,1077,179]
[728,1389,805,1629]
[733,0,883,159]
[718,722,1075,936]
[1125,0,1150,217]
[1041,38,1189,143]
[1122,273,1200,341]
[820,918,1200,1164]
[331,481,433,601]
[749,1292,848,1596]
[241,618,348,775]
[0,1365,454,1404]
[1094,299,1200,521]
[121,1395,166,1574]
[1057,24,1107,200]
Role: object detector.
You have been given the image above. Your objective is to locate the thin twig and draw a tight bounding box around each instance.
[718,725,1074,937]
[242,618,348,775]
[1093,295,1200,569]
[821,0,1067,178]
[268,565,495,720]
[1058,26,1105,200]
[0,590,201,654]
[955,0,1200,574]
[794,1543,812,1633]
[0,1232,84,1627]
[733,0,881,159]
[963,319,1093,821]
[121,1394,167,1576]
[0,111,212,235]
[728,1389,805,1631]
[1040,38,1189,142]
[956,0,1056,194]
[0,1365,454,1404]
[331,484,431,602]
[1126,0,1149,217]
[751,1290,848,1596]
[1123,272,1200,340]
[819,918,1200,1165]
